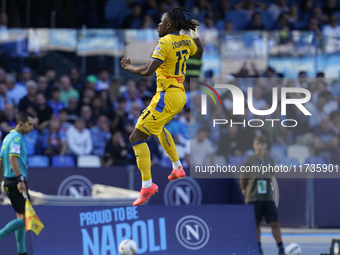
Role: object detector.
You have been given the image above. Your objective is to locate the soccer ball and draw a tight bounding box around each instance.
[119,239,138,255]
[285,243,302,255]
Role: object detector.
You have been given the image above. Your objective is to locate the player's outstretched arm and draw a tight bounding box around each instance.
[190,19,204,59]
[121,57,162,77]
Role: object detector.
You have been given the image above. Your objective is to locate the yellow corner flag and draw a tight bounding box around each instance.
[23,192,44,235]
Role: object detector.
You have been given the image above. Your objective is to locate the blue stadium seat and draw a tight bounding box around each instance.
[215,20,225,31]
[27,155,49,167]
[305,156,325,165]
[225,11,248,30]
[229,155,247,166]
[104,0,129,28]
[279,157,299,166]
[270,144,286,162]
[259,10,274,29]
[52,156,75,167]
[334,11,340,25]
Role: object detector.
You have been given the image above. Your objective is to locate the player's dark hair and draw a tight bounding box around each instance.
[17,111,34,124]
[167,7,196,31]
[254,134,268,145]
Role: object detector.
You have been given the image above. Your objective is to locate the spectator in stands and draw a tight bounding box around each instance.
[86,75,97,90]
[0,81,13,110]
[59,109,72,133]
[60,75,79,107]
[99,90,114,116]
[35,93,53,129]
[329,111,340,134]
[137,78,153,98]
[103,130,131,166]
[109,79,121,103]
[295,71,309,88]
[111,96,127,133]
[323,91,338,116]
[18,80,37,111]
[47,88,66,117]
[222,21,234,35]
[44,66,57,90]
[41,118,67,158]
[67,97,80,123]
[299,0,313,23]
[15,67,32,87]
[268,0,289,21]
[185,127,215,166]
[66,118,93,157]
[306,18,321,34]
[216,0,231,19]
[306,94,327,128]
[235,1,266,20]
[312,6,328,27]
[80,105,95,128]
[142,15,157,29]
[122,101,141,138]
[23,107,39,155]
[123,78,144,112]
[200,14,219,50]
[95,68,110,91]
[6,74,27,105]
[245,12,266,30]
[0,68,6,83]
[288,5,299,24]
[37,75,50,98]
[91,96,104,120]
[81,87,96,107]
[322,15,340,36]
[91,115,111,157]
[122,2,144,29]
[273,12,294,34]
[69,67,84,91]
[0,103,16,136]
[313,116,338,163]
[218,124,244,159]
[322,0,340,17]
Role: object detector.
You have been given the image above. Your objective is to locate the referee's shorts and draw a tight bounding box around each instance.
[4,177,29,214]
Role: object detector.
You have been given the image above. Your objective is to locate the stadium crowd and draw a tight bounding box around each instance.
[0,62,339,166]
[4,0,340,36]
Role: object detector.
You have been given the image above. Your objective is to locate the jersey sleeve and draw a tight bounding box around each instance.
[189,37,198,56]
[9,136,21,157]
[151,38,169,63]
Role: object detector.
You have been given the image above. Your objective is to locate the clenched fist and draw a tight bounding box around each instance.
[191,19,200,29]
[120,57,131,70]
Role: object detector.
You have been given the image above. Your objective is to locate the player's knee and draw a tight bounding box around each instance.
[270,221,279,229]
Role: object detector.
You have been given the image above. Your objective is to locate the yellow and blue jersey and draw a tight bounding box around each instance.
[151,33,197,92]
[0,130,27,178]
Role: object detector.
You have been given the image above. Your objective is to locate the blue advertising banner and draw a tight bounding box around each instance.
[50,29,77,51]
[77,29,123,57]
[0,205,259,255]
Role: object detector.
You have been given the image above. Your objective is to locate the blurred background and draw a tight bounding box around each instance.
[0,0,340,254]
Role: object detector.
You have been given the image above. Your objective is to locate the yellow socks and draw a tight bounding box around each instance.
[132,141,152,182]
[158,128,182,170]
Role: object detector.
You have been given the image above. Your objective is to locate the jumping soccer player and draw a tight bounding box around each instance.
[120,7,204,206]
[0,111,34,255]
